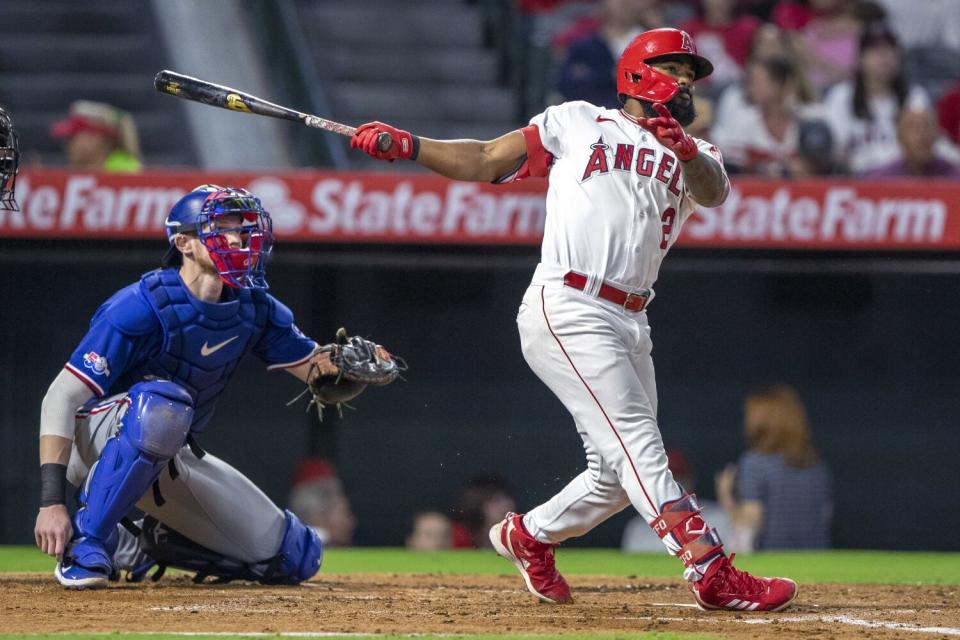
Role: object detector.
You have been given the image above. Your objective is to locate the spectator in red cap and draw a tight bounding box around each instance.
[50,100,142,173]
[287,458,357,547]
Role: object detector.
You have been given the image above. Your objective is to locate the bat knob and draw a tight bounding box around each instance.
[376,132,393,153]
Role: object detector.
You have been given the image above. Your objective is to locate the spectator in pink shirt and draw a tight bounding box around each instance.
[773,0,861,96]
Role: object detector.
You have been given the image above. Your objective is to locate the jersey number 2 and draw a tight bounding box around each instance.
[659,207,676,250]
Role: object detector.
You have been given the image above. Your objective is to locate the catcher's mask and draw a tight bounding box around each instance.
[0,105,20,212]
[617,28,713,104]
[164,184,274,289]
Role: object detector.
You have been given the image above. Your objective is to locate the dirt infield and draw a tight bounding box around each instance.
[1,573,957,639]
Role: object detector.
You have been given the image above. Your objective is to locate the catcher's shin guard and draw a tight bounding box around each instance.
[271,510,324,584]
[70,382,193,573]
[133,511,322,585]
[652,493,725,575]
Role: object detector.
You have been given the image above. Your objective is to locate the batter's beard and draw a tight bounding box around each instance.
[641,88,696,127]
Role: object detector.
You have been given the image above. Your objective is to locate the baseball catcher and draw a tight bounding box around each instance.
[34,184,402,588]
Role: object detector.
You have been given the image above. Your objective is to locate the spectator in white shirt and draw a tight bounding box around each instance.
[823,23,930,174]
[710,56,817,175]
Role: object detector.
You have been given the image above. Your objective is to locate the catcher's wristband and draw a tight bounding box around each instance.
[39,463,67,507]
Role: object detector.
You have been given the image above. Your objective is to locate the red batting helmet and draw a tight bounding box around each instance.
[617,28,714,103]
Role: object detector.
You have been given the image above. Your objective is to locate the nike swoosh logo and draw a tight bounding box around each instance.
[200,335,239,357]
[596,115,615,123]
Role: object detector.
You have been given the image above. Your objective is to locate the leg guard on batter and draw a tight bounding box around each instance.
[69,381,193,572]
[130,510,322,585]
[652,493,724,577]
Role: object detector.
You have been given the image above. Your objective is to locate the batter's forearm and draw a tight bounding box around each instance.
[415,130,528,183]
[416,138,501,182]
[681,153,729,208]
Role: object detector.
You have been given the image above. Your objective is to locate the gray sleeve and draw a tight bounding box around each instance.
[39,369,96,440]
[735,453,767,503]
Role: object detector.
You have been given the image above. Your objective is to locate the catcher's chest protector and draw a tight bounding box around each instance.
[122,269,269,433]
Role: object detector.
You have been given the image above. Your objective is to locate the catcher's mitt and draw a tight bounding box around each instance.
[291,327,406,419]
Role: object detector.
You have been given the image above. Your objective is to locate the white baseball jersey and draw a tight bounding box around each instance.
[515,100,730,581]
[526,100,727,293]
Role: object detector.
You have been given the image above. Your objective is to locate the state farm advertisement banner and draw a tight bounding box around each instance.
[3,169,959,250]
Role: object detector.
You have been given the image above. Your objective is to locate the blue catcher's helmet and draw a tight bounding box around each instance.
[162,184,274,289]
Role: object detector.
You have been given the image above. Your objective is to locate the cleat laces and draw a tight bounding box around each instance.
[711,554,766,597]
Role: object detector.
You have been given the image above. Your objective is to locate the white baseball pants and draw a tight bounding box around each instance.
[517,281,685,557]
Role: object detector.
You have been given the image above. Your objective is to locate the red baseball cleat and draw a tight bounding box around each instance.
[489,513,573,604]
[691,554,798,612]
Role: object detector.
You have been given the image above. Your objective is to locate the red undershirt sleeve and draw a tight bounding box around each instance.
[520,124,550,178]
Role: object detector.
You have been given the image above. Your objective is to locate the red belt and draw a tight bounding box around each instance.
[562,271,650,312]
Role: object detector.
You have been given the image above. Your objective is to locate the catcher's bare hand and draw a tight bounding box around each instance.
[35,504,72,560]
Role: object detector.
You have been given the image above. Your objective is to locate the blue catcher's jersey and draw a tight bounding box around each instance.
[65,268,316,433]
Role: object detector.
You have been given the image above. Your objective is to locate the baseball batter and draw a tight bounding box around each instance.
[352,28,797,612]
[33,185,394,588]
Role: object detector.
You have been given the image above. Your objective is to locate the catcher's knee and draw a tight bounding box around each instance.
[269,510,323,584]
[122,381,194,458]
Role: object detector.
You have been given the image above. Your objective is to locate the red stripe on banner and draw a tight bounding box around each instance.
[4,170,960,250]
[538,286,658,516]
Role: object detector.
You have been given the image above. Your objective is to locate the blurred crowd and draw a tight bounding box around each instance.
[290,384,831,554]
[521,0,960,178]
[286,460,519,552]
[25,1,960,180]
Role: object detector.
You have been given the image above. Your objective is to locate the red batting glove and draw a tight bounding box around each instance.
[350,121,418,162]
[637,103,698,162]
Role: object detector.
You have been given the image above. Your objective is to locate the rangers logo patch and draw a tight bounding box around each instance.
[82,352,111,377]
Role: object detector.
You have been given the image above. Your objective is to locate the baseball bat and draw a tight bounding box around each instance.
[154,70,392,152]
